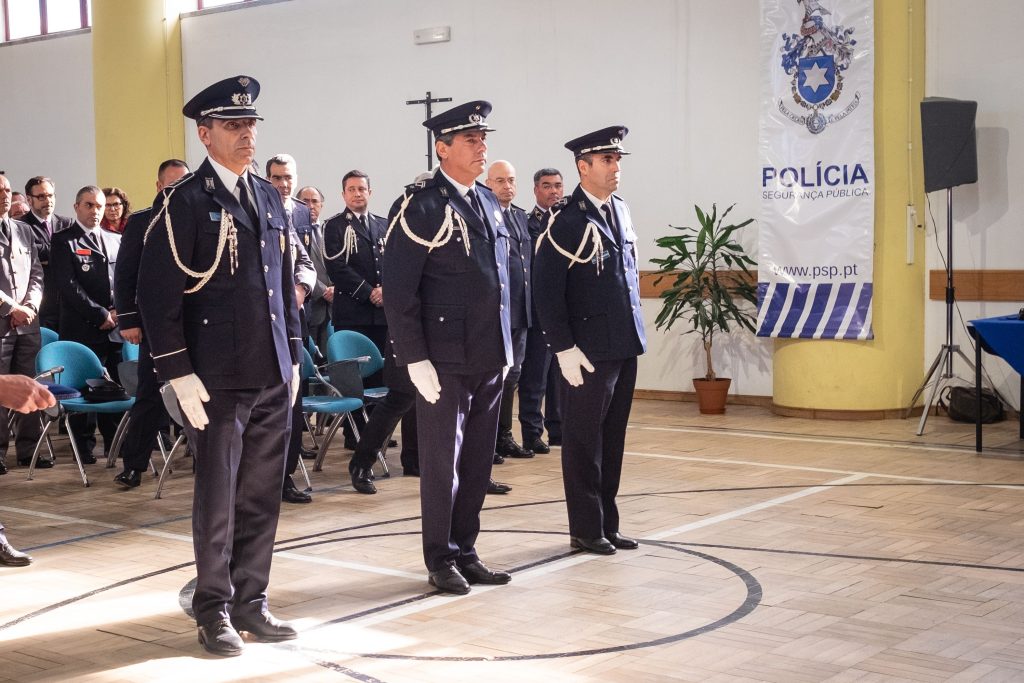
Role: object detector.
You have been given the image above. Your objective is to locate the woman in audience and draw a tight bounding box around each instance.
[100,187,130,234]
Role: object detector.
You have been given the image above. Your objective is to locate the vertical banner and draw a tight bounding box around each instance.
[758,0,875,339]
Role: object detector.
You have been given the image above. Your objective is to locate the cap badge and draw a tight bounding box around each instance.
[238,77,250,87]
[610,137,620,145]
[231,92,252,106]
[469,113,482,124]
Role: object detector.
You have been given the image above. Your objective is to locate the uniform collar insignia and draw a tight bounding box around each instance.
[439,186,449,198]
[204,176,216,191]
[578,200,587,211]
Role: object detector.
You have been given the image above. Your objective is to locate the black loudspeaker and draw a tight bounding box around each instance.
[920,97,978,193]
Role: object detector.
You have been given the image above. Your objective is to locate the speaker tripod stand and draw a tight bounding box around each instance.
[908,187,980,435]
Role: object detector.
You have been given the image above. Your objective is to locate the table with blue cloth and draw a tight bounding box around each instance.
[969,314,1024,452]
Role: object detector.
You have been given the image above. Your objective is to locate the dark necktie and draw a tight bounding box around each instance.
[358,214,368,234]
[602,202,621,244]
[0,219,9,242]
[503,209,514,237]
[237,177,258,226]
[465,188,485,222]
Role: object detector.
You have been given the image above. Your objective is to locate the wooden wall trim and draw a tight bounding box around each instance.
[640,270,758,299]
[928,269,1024,302]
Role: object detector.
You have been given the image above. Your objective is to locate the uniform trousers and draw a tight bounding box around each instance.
[184,382,291,625]
[517,325,562,442]
[339,324,388,445]
[0,332,42,462]
[560,356,637,539]
[117,338,169,472]
[497,327,528,435]
[417,369,502,572]
[350,344,418,473]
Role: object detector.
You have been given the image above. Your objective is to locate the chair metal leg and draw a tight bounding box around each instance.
[296,455,312,493]
[105,413,131,468]
[154,435,186,500]
[376,424,397,479]
[62,414,90,487]
[313,414,344,472]
[26,417,56,481]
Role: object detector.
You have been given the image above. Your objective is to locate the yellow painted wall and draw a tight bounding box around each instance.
[92,0,185,205]
[773,0,927,412]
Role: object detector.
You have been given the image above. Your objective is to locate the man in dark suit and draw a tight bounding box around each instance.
[297,185,333,354]
[265,154,319,505]
[533,127,647,556]
[0,174,45,472]
[110,159,190,488]
[21,176,74,332]
[137,76,302,656]
[383,101,513,595]
[519,168,565,454]
[51,186,123,462]
[485,160,534,464]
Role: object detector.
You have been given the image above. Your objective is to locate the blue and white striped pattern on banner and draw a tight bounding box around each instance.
[757,282,873,339]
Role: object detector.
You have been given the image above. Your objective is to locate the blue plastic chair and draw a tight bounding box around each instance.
[300,348,365,473]
[326,330,389,402]
[32,341,135,487]
[39,327,59,347]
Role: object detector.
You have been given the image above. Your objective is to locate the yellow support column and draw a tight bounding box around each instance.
[92,0,185,203]
[772,0,927,418]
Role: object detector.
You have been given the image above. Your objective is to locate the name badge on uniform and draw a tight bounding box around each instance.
[75,248,92,256]
[209,211,222,222]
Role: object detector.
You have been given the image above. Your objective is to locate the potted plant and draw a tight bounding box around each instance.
[650,203,758,414]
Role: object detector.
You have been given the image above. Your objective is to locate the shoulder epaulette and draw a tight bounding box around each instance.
[552,197,570,209]
[250,174,272,187]
[165,172,196,190]
[291,196,308,206]
[323,212,346,224]
[511,203,525,213]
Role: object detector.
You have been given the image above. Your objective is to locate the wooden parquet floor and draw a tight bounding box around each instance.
[1,401,1023,682]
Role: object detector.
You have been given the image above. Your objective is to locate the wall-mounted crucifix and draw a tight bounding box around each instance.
[406,91,452,171]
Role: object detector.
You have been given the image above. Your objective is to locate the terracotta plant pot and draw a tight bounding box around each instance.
[693,377,731,415]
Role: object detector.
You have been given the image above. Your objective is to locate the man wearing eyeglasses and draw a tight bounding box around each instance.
[21,177,74,332]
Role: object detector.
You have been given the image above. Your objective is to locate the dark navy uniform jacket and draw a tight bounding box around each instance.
[137,158,302,390]
[505,204,532,330]
[113,205,154,331]
[290,200,330,328]
[51,223,118,346]
[323,210,387,328]
[526,206,550,242]
[383,172,512,375]
[532,184,647,362]
[22,211,74,327]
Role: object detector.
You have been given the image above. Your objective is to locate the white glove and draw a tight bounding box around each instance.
[169,373,210,430]
[291,364,301,405]
[556,346,595,387]
[407,359,441,404]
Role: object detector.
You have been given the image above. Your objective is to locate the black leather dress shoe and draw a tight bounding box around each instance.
[523,437,550,454]
[428,565,470,595]
[114,469,143,489]
[0,538,32,566]
[350,467,377,494]
[403,466,420,477]
[197,619,244,656]
[0,459,7,476]
[231,611,298,642]
[459,560,511,585]
[496,432,534,458]
[607,532,639,550]
[486,479,511,495]
[282,476,312,504]
[492,452,505,465]
[299,446,317,460]
[80,453,97,465]
[570,536,616,555]
[21,458,53,469]
[387,438,398,448]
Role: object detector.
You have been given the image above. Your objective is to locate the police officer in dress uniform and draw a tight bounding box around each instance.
[533,126,647,556]
[519,168,565,453]
[111,159,189,488]
[383,101,514,594]
[137,76,302,656]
